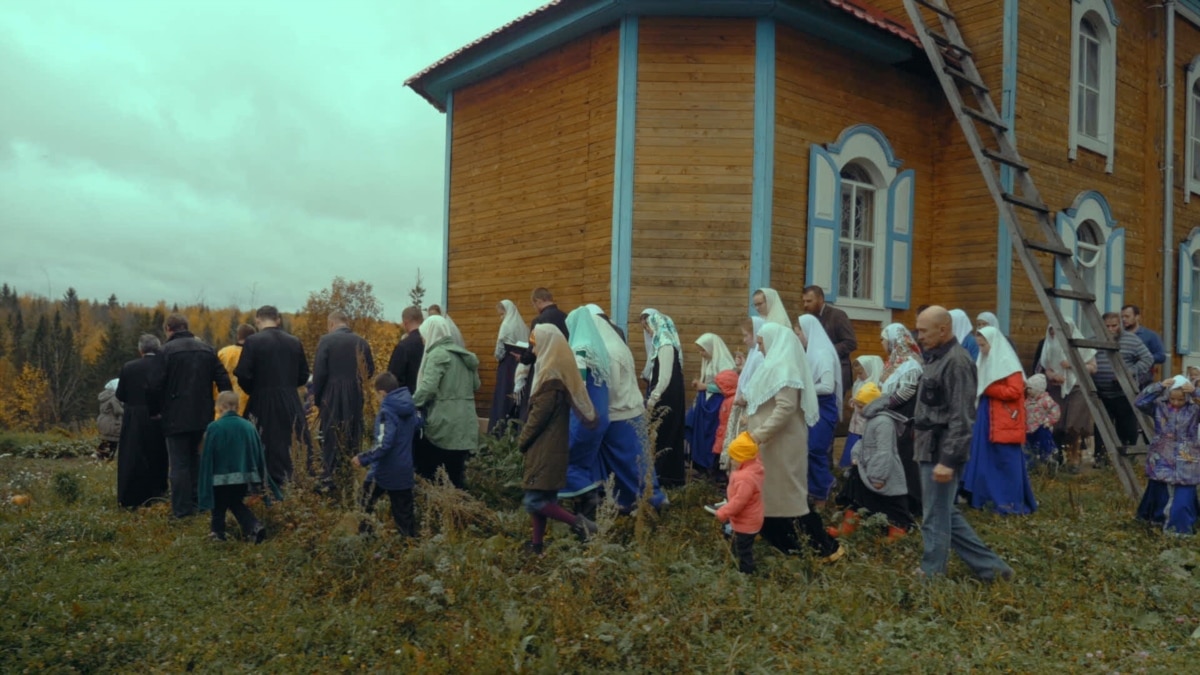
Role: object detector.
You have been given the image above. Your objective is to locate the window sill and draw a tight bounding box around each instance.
[1183,354,1200,369]
[837,302,893,324]
[1070,136,1114,172]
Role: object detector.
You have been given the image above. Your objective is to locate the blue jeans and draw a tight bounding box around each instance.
[919,462,1012,580]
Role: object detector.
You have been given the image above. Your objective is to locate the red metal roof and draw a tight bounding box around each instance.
[406,0,921,109]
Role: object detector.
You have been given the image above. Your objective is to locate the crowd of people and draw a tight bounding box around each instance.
[97,284,1197,563]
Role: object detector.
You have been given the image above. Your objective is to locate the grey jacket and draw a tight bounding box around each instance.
[912,338,977,470]
[856,399,910,496]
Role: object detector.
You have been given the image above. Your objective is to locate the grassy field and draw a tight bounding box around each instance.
[2,435,1199,673]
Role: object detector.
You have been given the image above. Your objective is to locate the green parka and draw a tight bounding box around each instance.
[412,338,482,452]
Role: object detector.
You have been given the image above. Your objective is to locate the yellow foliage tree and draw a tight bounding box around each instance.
[0,363,53,431]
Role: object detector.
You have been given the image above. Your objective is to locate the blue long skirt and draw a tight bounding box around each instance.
[559,372,609,499]
[962,398,1037,515]
[840,433,861,469]
[685,390,724,471]
[599,416,668,511]
[1025,427,1056,463]
[1136,480,1199,535]
[808,394,838,501]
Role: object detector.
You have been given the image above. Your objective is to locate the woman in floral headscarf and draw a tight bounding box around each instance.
[871,323,925,512]
[641,309,687,487]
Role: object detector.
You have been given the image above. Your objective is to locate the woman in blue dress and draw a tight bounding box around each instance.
[795,314,842,506]
[686,333,736,475]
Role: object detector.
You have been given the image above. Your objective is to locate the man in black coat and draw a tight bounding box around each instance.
[235,305,312,486]
[803,285,859,398]
[152,314,232,518]
[313,310,375,488]
[386,306,425,394]
[115,334,169,509]
[520,288,569,368]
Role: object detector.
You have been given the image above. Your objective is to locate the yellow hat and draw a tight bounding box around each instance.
[728,432,759,464]
[853,382,882,407]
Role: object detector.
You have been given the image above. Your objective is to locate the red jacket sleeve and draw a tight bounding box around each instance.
[715,474,749,523]
[983,372,1024,402]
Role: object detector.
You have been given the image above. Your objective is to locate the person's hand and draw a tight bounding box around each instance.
[748,432,760,445]
[351,456,362,468]
[932,463,954,483]
[1048,372,1065,384]
[734,395,746,408]
[1183,382,1196,394]
[1162,378,1176,388]
[1060,360,1071,370]
[872,481,885,490]
[734,351,745,368]
[648,396,659,409]
[693,380,706,392]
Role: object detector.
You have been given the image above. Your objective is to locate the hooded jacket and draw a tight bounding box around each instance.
[357,387,418,491]
[412,339,482,451]
[857,400,911,496]
[711,369,740,456]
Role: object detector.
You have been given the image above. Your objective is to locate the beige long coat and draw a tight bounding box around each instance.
[745,387,810,518]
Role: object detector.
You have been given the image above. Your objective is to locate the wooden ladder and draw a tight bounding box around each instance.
[902,0,1152,499]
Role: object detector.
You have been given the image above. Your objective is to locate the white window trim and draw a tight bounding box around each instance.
[1180,229,1200,353]
[1185,56,1200,203]
[1057,191,1119,331]
[1068,0,1118,173]
[828,132,897,324]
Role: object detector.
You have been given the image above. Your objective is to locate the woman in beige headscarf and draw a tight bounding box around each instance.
[1037,319,1097,473]
[517,324,599,555]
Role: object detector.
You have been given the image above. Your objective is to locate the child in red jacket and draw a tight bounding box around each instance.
[708,432,764,574]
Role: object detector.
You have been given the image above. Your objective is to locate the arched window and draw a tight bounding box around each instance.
[1069,1,1118,172]
[807,125,914,323]
[838,163,877,302]
[1055,191,1123,333]
[1075,220,1103,296]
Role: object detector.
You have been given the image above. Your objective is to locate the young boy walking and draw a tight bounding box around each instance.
[710,432,764,574]
[199,391,281,542]
[353,373,419,536]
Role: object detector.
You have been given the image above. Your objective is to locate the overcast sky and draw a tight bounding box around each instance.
[0,0,544,317]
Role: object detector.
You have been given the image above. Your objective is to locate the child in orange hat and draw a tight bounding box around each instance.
[709,432,764,573]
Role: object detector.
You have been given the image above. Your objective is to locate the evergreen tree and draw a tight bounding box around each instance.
[90,317,132,391]
[107,294,119,311]
[63,287,81,330]
[8,307,26,368]
[408,269,427,309]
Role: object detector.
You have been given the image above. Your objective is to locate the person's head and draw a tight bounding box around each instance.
[752,290,767,317]
[853,381,882,407]
[1169,386,1188,409]
[255,305,282,329]
[327,310,349,332]
[728,431,759,470]
[852,359,866,381]
[236,323,256,344]
[801,285,826,314]
[164,313,188,336]
[531,287,554,312]
[496,302,506,317]
[373,372,399,398]
[1102,312,1121,338]
[401,306,424,333]
[426,304,443,316]
[1121,304,1141,331]
[1188,365,1200,382]
[216,390,239,414]
[916,305,952,351]
[137,333,161,355]
[696,344,710,360]
[976,312,1000,331]
[1026,373,1047,397]
[793,321,807,348]
[915,304,930,317]
[739,316,758,349]
[976,330,991,356]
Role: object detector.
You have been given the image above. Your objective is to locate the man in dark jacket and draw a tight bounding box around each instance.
[153,314,232,518]
[386,306,424,393]
[803,285,858,393]
[519,288,569,366]
[313,310,375,489]
[913,306,1012,582]
[235,305,312,486]
[115,334,169,509]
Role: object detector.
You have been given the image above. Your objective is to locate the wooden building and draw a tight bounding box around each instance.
[407,0,1200,409]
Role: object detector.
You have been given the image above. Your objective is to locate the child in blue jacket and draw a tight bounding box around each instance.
[353,373,418,536]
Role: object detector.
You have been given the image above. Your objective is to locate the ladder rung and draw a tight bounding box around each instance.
[915,0,956,19]
[1001,192,1049,213]
[962,105,1008,131]
[982,148,1028,171]
[927,28,973,56]
[1069,338,1119,351]
[1022,238,1072,256]
[1119,445,1149,457]
[944,65,989,92]
[1044,287,1096,302]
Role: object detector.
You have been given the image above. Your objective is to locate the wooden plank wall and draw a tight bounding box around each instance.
[448,26,619,410]
[999,0,1159,363]
[628,17,755,373]
[773,24,940,362]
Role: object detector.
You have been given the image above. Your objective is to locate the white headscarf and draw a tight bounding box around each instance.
[976,311,1001,330]
[737,316,767,395]
[744,323,819,426]
[1039,319,1095,394]
[695,333,736,383]
[104,378,119,392]
[949,309,973,344]
[754,287,791,328]
[975,326,1025,403]
[852,355,884,395]
[1170,374,1190,390]
[639,308,660,380]
[530,324,596,423]
[797,313,843,419]
[590,311,644,416]
[494,299,528,361]
[417,316,455,388]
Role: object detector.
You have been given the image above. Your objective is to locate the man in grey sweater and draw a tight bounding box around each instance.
[913,306,1014,582]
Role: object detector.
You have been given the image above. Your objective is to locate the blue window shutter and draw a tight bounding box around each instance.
[1104,227,1124,315]
[806,145,841,301]
[1179,245,1193,355]
[1055,215,1078,324]
[884,169,915,310]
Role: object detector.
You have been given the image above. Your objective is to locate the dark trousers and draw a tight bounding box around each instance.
[761,514,838,557]
[166,432,204,518]
[211,484,259,538]
[319,413,363,488]
[1098,395,1140,452]
[836,469,915,530]
[361,481,415,536]
[414,437,467,490]
[731,532,756,574]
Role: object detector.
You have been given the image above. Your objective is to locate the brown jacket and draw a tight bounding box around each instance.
[519,380,571,491]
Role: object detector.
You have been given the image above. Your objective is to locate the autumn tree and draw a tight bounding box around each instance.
[297,278,383,357]
[31,311,87,425]
[0,363,53,431]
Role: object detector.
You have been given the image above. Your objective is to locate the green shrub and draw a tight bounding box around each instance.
[51,471,83,504]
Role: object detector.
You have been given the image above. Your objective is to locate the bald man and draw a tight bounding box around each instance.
[912,306,1013,582]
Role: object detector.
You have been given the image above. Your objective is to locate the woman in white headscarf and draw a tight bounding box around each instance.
[641,310,687,487]
[517,324,600,554]
[949,309,979,360]
[752,287,791,328]
[961,326,1037,515]
[839,354,884,469]
[557,307,614,518]
[487,299,529,435]
[742,323,843,562]
[715,316,767,469]
[412,315,482,489]
[587,305,669,513]
[796,314,843,505]
[975,311,1017,350]
[875,323,925,511]
[686,333,737,475]
[1037,319,1097,473]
